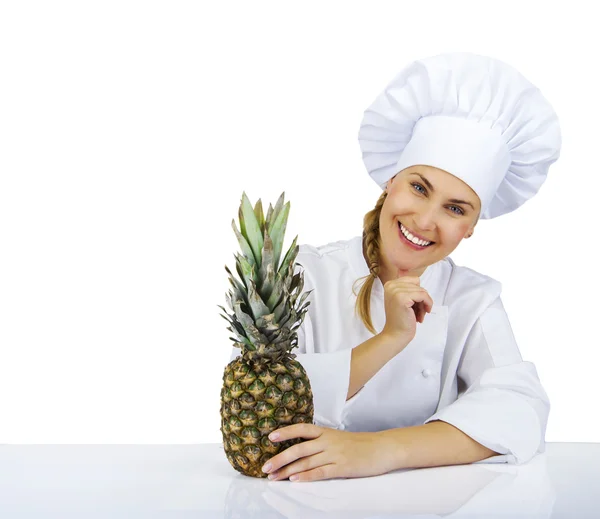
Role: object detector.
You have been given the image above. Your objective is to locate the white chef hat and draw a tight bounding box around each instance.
[358,52,562,219]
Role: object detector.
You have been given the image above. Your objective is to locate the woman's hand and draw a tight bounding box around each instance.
[261,423,395,482]
[381,270,433,342]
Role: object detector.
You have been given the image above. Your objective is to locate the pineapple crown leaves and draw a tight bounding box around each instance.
[233,191,290,271]
[219,191,313,357]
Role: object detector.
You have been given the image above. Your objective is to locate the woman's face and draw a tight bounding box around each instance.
[378,164,481,278]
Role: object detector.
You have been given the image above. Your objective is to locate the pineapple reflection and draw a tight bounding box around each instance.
[224,477,285,519]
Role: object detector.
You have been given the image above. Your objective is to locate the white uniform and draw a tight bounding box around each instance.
[230,235,550,465]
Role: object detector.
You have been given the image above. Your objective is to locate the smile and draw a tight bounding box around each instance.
[398,222,434,249]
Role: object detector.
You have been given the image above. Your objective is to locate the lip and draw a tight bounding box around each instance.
[398,222,434,250]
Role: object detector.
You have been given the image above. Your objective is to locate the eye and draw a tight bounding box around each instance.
[411,182,426,194]
[411,182,465,215]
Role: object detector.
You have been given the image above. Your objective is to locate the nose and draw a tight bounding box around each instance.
[413,206,437,232]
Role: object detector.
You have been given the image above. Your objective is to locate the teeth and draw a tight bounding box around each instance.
[400,223,432,247]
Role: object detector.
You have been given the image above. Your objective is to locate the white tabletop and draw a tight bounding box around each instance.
[1,442,598,517]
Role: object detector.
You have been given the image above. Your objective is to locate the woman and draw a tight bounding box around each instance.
[233,52,561,482]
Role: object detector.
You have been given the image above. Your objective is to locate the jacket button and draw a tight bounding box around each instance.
[422,369,431,378]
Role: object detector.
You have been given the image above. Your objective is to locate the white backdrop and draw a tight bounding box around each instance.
[1,1,597,444]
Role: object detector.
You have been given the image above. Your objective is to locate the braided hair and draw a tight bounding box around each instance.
[352,189,388,335]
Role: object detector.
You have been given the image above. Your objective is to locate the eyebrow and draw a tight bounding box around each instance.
[410,173,475,210]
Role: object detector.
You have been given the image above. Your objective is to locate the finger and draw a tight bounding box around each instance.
[417,299,433,317]
[288,463,336,482]
[420,292,434,313]
[263,432,322,474]
[402,290,432,311]
[269,451,330,481]
[390,275,420,286]
[402,291,427,308]
[387,285,427,298]
[417,303,424,323]
[413,302,424,323]
[269,423,321,443]
[272,461,336,482]
[385,278,420,290]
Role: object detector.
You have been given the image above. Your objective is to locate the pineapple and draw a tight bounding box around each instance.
[218,191,314,478]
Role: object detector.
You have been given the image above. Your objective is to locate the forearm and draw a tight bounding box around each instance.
[347,333,410,400]
[380,420,500,469]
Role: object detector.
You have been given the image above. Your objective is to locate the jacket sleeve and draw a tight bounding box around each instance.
[423,296,551,464]
[291,310,362,430]
[227,310,359,430]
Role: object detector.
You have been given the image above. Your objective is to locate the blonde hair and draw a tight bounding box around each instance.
[352,189,388,335]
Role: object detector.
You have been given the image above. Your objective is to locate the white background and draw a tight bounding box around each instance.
[1,1,597,444]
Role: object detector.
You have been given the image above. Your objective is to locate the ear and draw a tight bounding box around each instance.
[386,174,397,191]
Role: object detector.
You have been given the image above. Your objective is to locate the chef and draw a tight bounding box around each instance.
[233,52,562,482]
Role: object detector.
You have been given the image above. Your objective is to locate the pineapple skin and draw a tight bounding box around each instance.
[220,353,315,478]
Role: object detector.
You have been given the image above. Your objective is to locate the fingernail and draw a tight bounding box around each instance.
[269,432,279,440]
[262,462,272,473]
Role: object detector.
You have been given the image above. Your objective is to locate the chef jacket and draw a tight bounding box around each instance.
[228,235,550,465]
